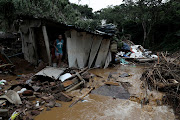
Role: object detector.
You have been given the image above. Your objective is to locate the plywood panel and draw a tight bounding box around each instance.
[82,34,93,66]
[76,32,93,68]
[95,39,110,68]
[104,51,112,68]
[42,26,51,66]
[20,27,37,65]
[76,32,85,68]
[88,35,103,68]
[66,30,78,68]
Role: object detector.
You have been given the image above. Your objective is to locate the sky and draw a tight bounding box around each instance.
[69,0,123,12]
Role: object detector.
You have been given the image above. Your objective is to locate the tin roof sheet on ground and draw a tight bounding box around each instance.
[35,66,65,79]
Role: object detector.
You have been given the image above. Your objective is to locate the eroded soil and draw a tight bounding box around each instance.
[35,65,175,120]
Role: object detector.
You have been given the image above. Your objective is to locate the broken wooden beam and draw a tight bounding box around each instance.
[69,87,94,107]
[104,81,119,86]
[67,67,89,80]
[65,80,84,93]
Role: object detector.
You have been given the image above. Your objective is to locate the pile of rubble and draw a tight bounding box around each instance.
[0,50,15,75]
[116,41,158,64]
[0,67,92,119]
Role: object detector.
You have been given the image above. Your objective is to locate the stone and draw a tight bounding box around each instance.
[22,90,33,96]
[50,82,56,86]
[25,104,31,109]
[41,95,55,103]
[55,102,62,107]
[40,101,45,105]
[32,86,40,92]
[26,95,36,101]
[53,92,72,102]
[46,107,51,111]
[31,110,40,116]
[38,107,44,111]
[45,101,55,108]
[41,96,50,103]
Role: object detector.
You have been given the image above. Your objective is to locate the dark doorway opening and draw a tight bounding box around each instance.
[46,26,68,66]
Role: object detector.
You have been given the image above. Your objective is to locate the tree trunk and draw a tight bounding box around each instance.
[142,21,147,47]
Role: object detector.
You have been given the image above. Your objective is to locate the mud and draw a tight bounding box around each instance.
[35,65,176,120]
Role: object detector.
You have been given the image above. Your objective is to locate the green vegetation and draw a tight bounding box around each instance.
[0,0,179,51]
[0,0,98,31]
[95,0,180,51]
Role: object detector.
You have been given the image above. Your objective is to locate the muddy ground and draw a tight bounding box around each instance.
[34,65,175,120]
[0,60,176,120]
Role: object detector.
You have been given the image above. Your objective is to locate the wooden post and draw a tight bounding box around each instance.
[42,26,51,66]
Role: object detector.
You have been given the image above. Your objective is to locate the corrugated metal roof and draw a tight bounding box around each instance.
[35,66,65,79]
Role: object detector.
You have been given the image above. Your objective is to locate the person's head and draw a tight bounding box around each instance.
[58,35,62,39]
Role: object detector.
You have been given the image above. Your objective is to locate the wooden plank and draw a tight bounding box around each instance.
[42,26,51,66]
[66,67,88,80]
[95,39,110,68]
[104,81,119,86]
[88,35,103,68]
[82,34,94,67]
[29,28,38,65]
[20,24,38,65]
[0,64,13,68]
[20,31,31,63]
[66,80,84,92]
[69,87,94,107]
[76,32,85,68]
[66,30,78,68]
[63,80,74,87]
[76,32,93,68]
[104,51,112,68]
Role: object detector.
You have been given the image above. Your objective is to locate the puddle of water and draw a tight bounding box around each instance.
[35,65,175,120]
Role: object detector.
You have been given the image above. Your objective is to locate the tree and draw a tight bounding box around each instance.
[123,0,164,47]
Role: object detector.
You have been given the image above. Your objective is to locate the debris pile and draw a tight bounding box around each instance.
[96,24,117,36]
[141,52,180,117]
[0,67,93,119]
[0,51,15,74]
[117,45,158,59]
[115,41,158,64]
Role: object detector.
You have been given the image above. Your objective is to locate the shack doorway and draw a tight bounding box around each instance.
[46,26,67,65]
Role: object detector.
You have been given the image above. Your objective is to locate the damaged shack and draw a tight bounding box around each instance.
[19,18,112,68]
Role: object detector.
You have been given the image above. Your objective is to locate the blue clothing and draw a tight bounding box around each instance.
[55,39,63,55]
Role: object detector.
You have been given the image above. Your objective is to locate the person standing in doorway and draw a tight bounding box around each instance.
[54,34,64,67]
